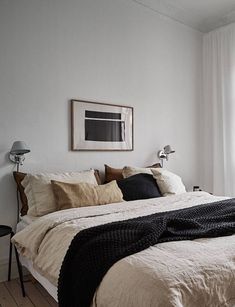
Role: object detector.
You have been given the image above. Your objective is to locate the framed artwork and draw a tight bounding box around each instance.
[71,99,133,151]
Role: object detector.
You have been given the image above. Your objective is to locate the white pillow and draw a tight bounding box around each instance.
[22,170,98,217]
[151,168,186,196]
[122,166,152,178]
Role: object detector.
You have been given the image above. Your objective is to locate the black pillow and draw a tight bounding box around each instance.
[117,173,162,201]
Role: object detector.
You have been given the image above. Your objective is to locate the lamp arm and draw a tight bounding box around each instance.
[158,150,167,159]
[9,153,25,171]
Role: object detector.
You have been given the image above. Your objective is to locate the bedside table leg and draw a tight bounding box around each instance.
[8,232,13,281]
[14,246,26,297]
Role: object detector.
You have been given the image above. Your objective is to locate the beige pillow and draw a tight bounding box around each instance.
[122,166,152,178]
[151,168,186,196]
[21,170,98,217]
[106,164,161,183]
[51,180,123,210]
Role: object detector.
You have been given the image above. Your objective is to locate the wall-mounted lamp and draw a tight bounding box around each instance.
[158,145,175,167]
[9,141,30,171]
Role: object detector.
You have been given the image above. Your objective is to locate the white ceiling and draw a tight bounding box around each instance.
[133,0,235,32]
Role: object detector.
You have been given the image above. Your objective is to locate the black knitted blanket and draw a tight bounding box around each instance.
[58,199,235,307]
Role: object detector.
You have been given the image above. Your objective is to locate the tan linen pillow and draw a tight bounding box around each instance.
[122,166,153,178]
[122,165,161,179]
[21,170,98,217]
[105,164,161,183]
[151,168,186,196]
[13,170,101,216]
[51,180,123,210]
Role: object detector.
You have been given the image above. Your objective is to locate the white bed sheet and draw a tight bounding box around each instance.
[16,217,58,302]
[20,255,58,301]
[16,215,37,232]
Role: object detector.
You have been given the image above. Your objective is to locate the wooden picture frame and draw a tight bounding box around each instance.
[71,99,134,151]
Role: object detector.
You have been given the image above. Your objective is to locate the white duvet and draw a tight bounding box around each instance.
[12,192,235,307]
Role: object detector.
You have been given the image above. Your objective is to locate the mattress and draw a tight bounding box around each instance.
[16,216,58,301]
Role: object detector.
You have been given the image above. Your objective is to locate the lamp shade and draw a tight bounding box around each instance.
[10,141,30,155]
[164,145,175,154]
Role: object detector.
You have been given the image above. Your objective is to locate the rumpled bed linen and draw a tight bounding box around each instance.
[12,192,235,307]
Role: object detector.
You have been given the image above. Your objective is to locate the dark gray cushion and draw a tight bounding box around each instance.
[117,173,162,201]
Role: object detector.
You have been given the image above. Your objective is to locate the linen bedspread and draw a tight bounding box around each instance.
[12,192,235,307]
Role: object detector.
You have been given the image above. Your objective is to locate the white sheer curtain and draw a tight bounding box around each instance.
[202,23,235,196]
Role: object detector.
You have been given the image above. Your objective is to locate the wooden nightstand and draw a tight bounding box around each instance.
[0,225,25,296]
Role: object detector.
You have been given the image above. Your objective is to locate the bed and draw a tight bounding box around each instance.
[13,191,235,307]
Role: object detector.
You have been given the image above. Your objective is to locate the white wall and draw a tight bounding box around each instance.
[0,0,202,280]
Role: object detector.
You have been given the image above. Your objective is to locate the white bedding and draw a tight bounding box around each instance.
[16,217,58,301]
[13,192,235,307]
[17,215,37,232]
[20,256,58,301]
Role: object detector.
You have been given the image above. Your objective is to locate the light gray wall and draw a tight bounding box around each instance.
[0,0,202,280]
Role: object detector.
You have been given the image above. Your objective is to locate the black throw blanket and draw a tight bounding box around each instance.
[58,199,235,307]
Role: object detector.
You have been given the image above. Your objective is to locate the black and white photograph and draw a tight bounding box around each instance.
[71,100,133,151]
